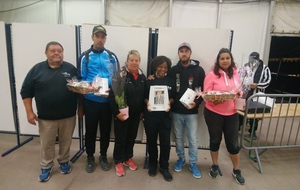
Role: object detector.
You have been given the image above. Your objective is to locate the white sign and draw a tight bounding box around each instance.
[94,78,109,96]
[180,88,197,109]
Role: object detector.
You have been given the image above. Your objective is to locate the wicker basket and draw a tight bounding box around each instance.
[203,93,236,101]
[66,84,100,94]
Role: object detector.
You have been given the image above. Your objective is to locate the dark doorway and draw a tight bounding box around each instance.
[267,36,300,94]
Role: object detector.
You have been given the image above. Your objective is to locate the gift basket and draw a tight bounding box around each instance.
[202,91,236,101]
[67,80,100,94]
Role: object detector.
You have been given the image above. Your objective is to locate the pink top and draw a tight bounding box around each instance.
[204,68,240,116]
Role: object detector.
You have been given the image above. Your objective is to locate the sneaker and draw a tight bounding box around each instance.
[38,167,52,182]
[115,163,125,177]
[208,164,219,179]
[85,156,95,173]
[99,156,111,171]
[148,166,157,177]
[232,169,245,185]
[159,168,173,182]
[174,159,185,172]
[60,161,71,174]
[123,158,138,171]
[189,163,201,179]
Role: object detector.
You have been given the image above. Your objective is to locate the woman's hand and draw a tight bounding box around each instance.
[147,74,155,80]
[116,112,127,121]
[165,100,171,112]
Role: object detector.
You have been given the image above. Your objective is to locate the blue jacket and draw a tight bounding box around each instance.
[79,46,119,103]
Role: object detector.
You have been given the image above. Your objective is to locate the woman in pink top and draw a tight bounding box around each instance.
[203,48,245,185]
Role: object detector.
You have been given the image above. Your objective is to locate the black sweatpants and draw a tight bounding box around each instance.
[144,112,171,169]
[84,99,112,157]
[113,112,140,164]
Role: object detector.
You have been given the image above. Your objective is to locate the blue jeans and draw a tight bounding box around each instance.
[172,112,198,164]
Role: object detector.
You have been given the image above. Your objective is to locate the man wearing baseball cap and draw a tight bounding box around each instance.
[168,42,205,179]
[178,42,191,51]
[238,51,271,139]
[92,25,107,36]
[78,25,119,173]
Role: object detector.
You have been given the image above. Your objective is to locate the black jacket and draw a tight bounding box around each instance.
[168,59,205,114]
[244,60,271,99]
[109,68,146,116]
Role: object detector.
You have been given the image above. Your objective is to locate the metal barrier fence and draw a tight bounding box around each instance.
[239,93,300,174]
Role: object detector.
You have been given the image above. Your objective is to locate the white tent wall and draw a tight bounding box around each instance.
[0,0,57,24]
[171,1,218,29]
[171,1,270,66]
[1,1,300,34]
[62,0,105,25]
[219,2,270,66]
[2,0,299,64]
[106,0,169,27]
[273,1,300,34]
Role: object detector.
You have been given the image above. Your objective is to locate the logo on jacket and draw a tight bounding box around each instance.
[189,75,193,88]
[62,72,71,78]
[176,73,180,92]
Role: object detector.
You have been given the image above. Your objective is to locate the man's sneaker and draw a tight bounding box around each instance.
[189,163,201,179]
[159,168,173,182]
[208,164,219,179]
[123,158,138,171]
[174,159,185,172]
[115,163,125,177]
[232,169,245,185]
[60,161,71,174]
[38,167,52,182]
[85,156,95,173]
[148,166,157,177]
[99,156,111,171]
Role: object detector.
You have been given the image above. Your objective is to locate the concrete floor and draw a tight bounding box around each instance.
[0,133,299,190]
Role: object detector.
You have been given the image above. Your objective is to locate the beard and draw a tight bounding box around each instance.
[180,57,190,65]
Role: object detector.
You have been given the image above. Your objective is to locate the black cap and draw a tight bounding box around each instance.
[249,52,259,60]
[92,25,107,36]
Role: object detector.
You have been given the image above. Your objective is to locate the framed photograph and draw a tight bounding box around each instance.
[149,85,169,111]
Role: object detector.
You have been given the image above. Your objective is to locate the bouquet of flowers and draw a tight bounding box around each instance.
[112,66,127,108]
[238,65,253,98]
[112,66,129,120]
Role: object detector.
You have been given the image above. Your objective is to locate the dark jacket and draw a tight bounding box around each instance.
[244,60,271,99]
[20,61,78,120]
[109,68,146,116]
[168,59,205,114]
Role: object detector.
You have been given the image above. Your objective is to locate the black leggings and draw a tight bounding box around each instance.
[204,108,240,154]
